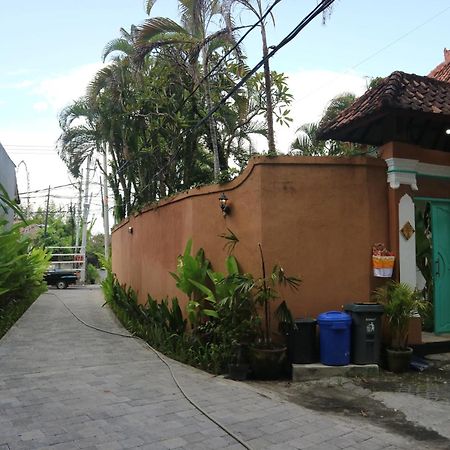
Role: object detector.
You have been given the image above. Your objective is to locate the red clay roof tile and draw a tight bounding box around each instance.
[428,48,450,82]
[318,71,450,140]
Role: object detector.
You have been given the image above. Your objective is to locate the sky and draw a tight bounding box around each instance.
[1,0,449,232]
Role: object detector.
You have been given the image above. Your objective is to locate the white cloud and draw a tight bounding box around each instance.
[13,80,35,89]
[0,80,35,90]
[33,101,49,112]
[33,62,105,112]
[274,69,367,153]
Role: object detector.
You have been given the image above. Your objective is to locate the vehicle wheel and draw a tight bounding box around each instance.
[56,281,68,290]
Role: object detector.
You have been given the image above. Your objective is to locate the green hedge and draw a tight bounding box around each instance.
[101,266,230,374]
[0,220,50,339]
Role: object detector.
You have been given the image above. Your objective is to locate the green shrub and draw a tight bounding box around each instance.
[0,296,38,339]
[0,184,51,338]
[101,267,230,374]
[86,263,99,284]
[0,220,50,307]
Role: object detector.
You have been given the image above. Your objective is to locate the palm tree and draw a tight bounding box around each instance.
[291,92,359,157]
[58,98,101,178]
[290,123,325,156]
[102,25,139,62]
[137,0,238,180]
[227,0,277,155]
[318,91,356,127]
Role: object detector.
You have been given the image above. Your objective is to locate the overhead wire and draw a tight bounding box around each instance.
[192,0,336,131]
[115,0,284,178]
[298,3,450,103]
[118,0,303,178]
[134,0,335,195]
[178,0,283,111]
[19,183,77,196]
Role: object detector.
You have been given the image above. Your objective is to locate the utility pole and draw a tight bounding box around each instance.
[16,161,30,218]
[103,148,110,259]
[75,171,83,249]
[80,156,92,284]
[69,202,75,246]
[43,185,51,240]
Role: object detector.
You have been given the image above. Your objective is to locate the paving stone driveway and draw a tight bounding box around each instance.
[0,287,434,450]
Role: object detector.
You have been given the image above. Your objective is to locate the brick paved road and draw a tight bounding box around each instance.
[0,287,433,449]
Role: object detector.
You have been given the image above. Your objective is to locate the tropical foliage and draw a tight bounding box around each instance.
[0,186,51,339]
[372,281,429,350]
[58,0,293,222]
[102,234,299,375]
[290,92,361,156]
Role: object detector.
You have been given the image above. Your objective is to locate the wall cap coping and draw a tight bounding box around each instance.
[112,155,386,233]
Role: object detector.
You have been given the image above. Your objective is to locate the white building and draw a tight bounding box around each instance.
[0,142,20,224]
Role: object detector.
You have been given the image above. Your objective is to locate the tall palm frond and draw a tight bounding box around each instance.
[145,0,158,15]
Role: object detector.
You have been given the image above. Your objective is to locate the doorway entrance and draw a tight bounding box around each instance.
[415,198,450,334]
[430,201,450,333]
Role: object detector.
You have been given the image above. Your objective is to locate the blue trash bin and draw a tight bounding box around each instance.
[317,311,351,366]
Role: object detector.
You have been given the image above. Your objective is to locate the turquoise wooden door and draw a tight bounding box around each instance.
[431,202,450,333]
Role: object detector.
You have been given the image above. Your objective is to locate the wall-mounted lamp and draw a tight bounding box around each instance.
[219,193,230,216]
[446,129,450,135]
[128,226,133,234]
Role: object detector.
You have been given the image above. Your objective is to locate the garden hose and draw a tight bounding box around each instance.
[49,292,253,450]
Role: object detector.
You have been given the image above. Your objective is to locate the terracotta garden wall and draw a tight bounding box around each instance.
[112,156,389,319]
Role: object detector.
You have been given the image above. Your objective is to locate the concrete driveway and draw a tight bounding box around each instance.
[0,287,439,449]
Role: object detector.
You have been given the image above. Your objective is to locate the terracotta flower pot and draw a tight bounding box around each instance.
[386,347,413,373]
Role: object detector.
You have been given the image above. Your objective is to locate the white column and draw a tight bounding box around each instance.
[399,194,417,288]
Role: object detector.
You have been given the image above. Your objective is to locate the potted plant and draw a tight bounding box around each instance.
[227,341,250,381]
[372,281,429,373]
[238,244,300,379]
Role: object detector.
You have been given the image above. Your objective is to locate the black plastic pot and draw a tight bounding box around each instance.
[288,318,317,364]
[249,346,286,379]
[386,347,413,373]
[228,363,249,381]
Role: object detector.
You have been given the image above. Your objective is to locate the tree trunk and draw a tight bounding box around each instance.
[260,21,276,155]
[203,52,221,180]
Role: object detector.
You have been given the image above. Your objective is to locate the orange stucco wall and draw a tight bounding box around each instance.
[112,156,389,319]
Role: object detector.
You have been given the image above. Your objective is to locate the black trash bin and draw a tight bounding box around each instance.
[344,303,384,364]
[288,318,317,364]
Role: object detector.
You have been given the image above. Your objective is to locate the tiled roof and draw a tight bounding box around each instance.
[428,48,450,82]
[318,71,450,142]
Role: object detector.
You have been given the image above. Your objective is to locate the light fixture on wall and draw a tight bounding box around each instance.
[219,193,230,216]
[446,129,450,135]
[128,226,133,234]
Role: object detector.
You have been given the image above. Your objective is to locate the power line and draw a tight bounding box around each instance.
[5,144,56,149]
[298,3,450,103]
[19,183,77,195]
[179,0,283,111]
[136,0,335,189]
[194,0,335,131]
[117,0,284,178]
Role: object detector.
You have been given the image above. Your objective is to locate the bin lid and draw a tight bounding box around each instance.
[317,311,351,323]
[294,318,317,325]
[344,303,384,313]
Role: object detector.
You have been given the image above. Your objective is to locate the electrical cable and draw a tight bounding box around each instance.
[50,291,253,450]
[19,183,77,196]
[192,0,335,132]
[297,3,450,103]
[178,0,283,112]
[133,0,335,193]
